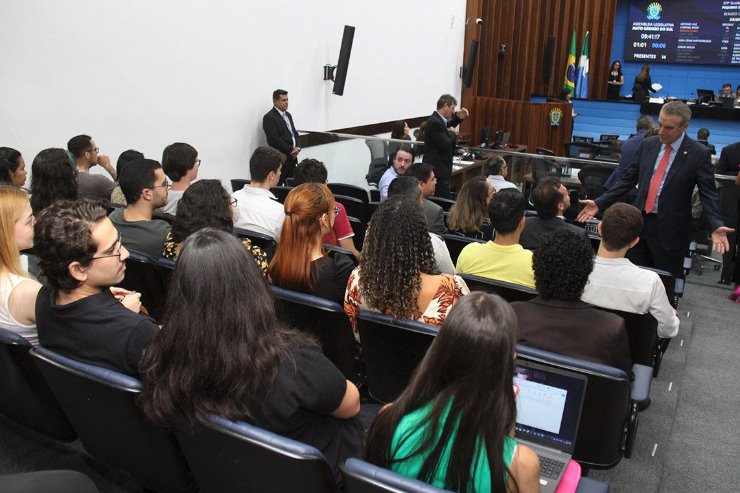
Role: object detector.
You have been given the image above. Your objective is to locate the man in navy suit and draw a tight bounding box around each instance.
[578,101,733,276]
[422,94,469,198]
[262,89,299,185]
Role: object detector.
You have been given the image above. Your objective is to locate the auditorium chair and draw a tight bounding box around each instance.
[233,227,277,260]
[342,458,452,493]
[457,274,538,302]
[328,183,369,204]
[516,344,652,470]
[355,311,438,403]
[176,414,338,493]
[365,139,389,186]
[31,348,194,493]
[324,244,359,265]
[439,234,485,265]
[117,249,169,321]
[269,185,293,204]
[577,165,615,200]
[334,194,370,224]
[271,285,361,384]
[0,328,75,441]
[152,211,175,225]
[427,196,455,212]
[0,470,99,493]
[230,178,250,192]
[348,216,366,251]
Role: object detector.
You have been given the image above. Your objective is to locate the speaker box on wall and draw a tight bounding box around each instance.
[542,36,555,86]
[333,25,355,96]
[463,39,479,88]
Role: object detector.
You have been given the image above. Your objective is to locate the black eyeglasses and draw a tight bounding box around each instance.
[195,159,202,167]
[91,234,123,260]
[333,205,340,217]
[229,197,238,207]
[86,147,99,154]
[152,180,171,190]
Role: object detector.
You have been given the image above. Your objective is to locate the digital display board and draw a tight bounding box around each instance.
[625,0,740,65]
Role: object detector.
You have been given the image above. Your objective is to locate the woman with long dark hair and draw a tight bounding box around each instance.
[269,183,354,303]
[344,198,468,332]
[0,147,28,188]
[606,60,624,100]
[139,228,363,481]
[162,179,267,272]
[447,176,495,241]
[29,148,77,214]
[364,292,540,492]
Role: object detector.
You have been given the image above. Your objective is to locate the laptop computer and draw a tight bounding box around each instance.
[514,360,588,493]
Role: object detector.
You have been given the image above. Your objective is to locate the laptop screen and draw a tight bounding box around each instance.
[513,360,587,453]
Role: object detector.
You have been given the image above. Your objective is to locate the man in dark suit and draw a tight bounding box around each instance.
[422,94,469,199]
[262,89,299,185]
[578,101,733,276]
[717,141,740,176]
[520,177,588,250]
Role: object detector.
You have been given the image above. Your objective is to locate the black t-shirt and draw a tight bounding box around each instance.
[310,253,355,304]
[255,341,364,481]
[36,286,159,376]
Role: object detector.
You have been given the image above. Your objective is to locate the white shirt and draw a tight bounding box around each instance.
[430,233,455,275]
[0,273,38,346]
[582,256,679,338]
[232,186,285,240]
[160,190,184,215]
[486,175,518,192]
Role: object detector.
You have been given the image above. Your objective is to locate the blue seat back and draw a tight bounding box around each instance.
[328,183,369,204]
[515,344,632,469]
[0,328,75,441]
[342,458,453,493]
[356,311,438,403]
[30,348,193,492]
[271,286,360,383]
[458,273,538,302]
[176,414,338,493]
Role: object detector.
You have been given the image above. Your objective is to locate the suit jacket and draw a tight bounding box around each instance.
[595,135,723,252]
[512,297,633,378]
[519,216,589,251]
[422,198,446,234]
[604,130,647,190]
[717,141,740,176]
[263,107,298,159]
[422,112,463,179]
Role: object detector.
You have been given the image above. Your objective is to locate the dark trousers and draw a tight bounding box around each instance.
[278,157,297,186]
[434,176,451,199]
[628,213,685,277]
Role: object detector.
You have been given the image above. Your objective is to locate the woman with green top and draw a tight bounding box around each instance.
[363,292,540,492]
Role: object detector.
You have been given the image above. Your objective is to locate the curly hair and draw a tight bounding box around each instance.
[533,230,594,300]
[171,180,233,244]
[447,176,490,233]
[30,148,77,214]
[359,197,436,320]
[34,200,107,292]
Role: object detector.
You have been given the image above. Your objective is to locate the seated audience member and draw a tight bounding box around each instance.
[293,158,360,259]
[406,162,446,234]
[34,200,157,376]
[232,146,285,240]
[604,115,654,200]
[138,229,363,482]
[388,120,412,166]
[162,180,267,272]
[379,144,415,201]
[485,156,517,192]
[716,140,740,176]
[717,82,736,103]
[269,183,354,304]
[519,177,588,250]
[413,121,427,156]
[512,230,632,377]
[0,159,15,185]
[0,186,42,345]
[344,197,468,332]
[110,150,144,206]
[0,147,28,188]
[387,177,455,275]
[160,143,200,214]
[446,176,494,241]
[696,128,716,156]
[67,134,116,204]
[108,158,171,259]
[582,203,680,338]
[456,188,535,288]
[29,149,77,215]
[364,292,540,492]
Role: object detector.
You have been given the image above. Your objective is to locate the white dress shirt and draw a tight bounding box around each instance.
[232,186,285,240]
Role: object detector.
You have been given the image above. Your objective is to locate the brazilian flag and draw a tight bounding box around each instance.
[563,30,577,95]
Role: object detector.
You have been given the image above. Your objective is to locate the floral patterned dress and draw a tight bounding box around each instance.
[343,267,469,334]
[161,231,269,274]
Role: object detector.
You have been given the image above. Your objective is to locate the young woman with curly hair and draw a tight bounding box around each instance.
[343,197,468,332]
[269,183,354,304]
[139,228,363,483]
[364,292,540,492]
[162,179,267,273]
[29,148,77,214]
[447,176,495,241]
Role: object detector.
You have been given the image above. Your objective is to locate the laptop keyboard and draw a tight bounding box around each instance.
[538,455,566,479]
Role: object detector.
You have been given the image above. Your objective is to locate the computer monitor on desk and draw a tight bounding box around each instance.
[696,89,714,104]
[719,96,735,109]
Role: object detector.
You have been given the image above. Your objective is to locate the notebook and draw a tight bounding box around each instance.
[514,360,588,493]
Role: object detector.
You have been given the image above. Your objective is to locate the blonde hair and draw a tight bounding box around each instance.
[0,186,31,277]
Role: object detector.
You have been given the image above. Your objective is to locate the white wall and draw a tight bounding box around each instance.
[0,0,466,189]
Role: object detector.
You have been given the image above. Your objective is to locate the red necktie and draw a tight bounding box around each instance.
[644,144,672,213]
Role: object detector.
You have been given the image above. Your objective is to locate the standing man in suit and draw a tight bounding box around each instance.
[578,101,733,276]
[422,94,469,199]
[263,89,299,185]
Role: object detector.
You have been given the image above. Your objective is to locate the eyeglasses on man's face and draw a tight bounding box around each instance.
[152,179,171,190]
[91,234,123,261]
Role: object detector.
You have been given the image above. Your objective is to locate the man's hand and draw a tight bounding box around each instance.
[290,147,301,158]
[456,108,470,119]
[121,292,143,313]
[711,226,735,254]
[576,200,600,223]
[97,154,117,180]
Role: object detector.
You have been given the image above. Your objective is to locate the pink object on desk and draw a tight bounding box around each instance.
[554,460,581,493]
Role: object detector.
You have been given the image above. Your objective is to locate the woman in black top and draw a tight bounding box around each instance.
[632,65,656,102]
[607,60,624,100]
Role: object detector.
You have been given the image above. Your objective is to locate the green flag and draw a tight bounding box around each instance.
[563,30,577,95]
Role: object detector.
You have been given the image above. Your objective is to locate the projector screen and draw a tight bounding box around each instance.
[624,0,740,65]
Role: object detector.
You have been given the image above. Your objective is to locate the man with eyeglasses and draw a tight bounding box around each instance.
[484,156,517,192]
[34,200,159,376]
[108,158,171,259]
[405,162,446,234]
[67,134,117,204]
